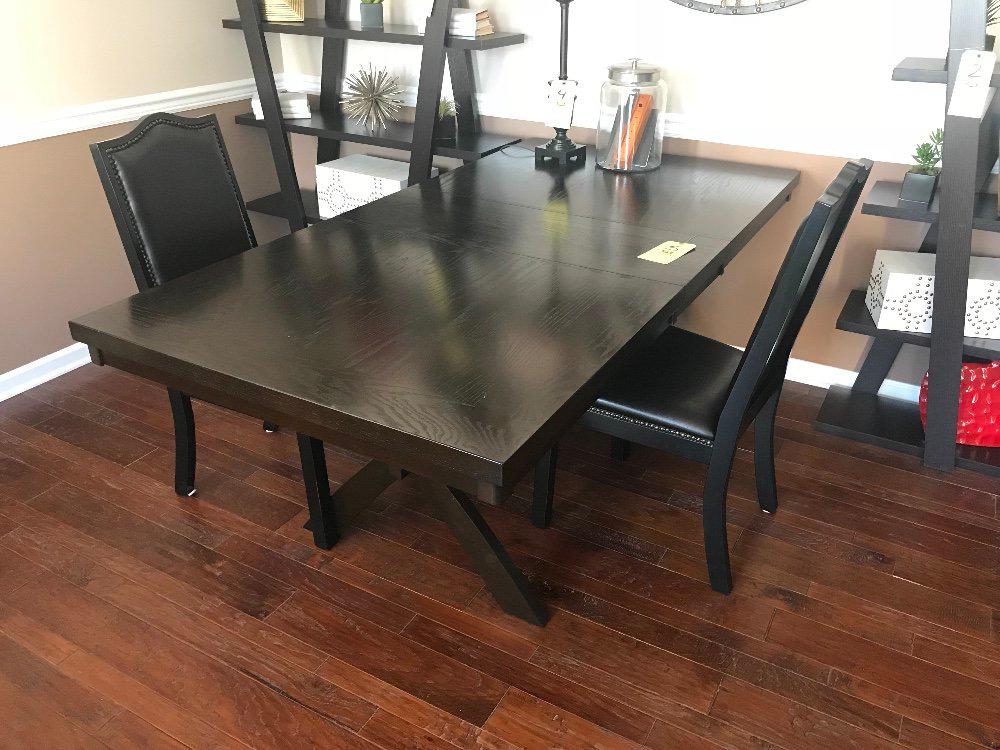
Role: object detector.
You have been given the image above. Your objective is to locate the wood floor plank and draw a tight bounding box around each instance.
[0,451,60,501]
[92,578,378,731]
[825,669,1000,749]
[26,483,294,619]
[1,512,328,673]
[766,610,1000,731]
[529,647,775,750]
[0,632,120,734]
[0,673,109,749]
[402,614,656,742]
[4,573,380,749]
[775,441,997,519]
[92,710,189,750]
[0,546,40,599]
[734,531,994,639]
[483,688,647,750]
[0,390,64,427]
[710,677,904,750]
[215,535,415,630]
[268,590,509,725]
[34,410,157,466]
[129,448,303,530]
[911,636,1000,688]
[0,421,239,549]
[360,708,473,750]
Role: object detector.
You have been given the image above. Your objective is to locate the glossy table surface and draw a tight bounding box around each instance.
[70,149,799,492]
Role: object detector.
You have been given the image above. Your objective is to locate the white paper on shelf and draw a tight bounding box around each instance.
[947,50,997,119]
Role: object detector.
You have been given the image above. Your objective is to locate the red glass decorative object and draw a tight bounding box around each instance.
[919,361,1000,447]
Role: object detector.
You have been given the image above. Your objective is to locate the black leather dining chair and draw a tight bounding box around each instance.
[532,159,872,595]
[91,112,279,498]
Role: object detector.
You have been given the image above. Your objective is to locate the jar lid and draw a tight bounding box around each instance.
[608,58,660,85]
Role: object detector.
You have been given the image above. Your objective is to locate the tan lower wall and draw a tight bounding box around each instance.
[5,107,996,383]
[0,101,284,373]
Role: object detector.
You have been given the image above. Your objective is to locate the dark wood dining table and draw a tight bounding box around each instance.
[69,147,799,626]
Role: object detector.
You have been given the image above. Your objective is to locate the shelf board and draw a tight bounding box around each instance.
[836,289,1000,359]
[861,180,1000,232]
[893,56,1000,87]
[236,110,519,160]
[815,386,1000,477]
[247,189,322,224]
[222,17,525,50]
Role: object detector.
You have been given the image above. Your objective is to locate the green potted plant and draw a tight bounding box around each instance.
[435,97,458,140]
[900,128,943,207]
[360,0,384,28]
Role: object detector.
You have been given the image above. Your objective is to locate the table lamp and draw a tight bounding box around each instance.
[535,0,587,167]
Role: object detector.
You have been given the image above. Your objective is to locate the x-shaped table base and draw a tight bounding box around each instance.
[296,435,548,626]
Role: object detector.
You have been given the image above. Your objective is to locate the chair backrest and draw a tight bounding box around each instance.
[718,159,872,436]
[91,112,256,291]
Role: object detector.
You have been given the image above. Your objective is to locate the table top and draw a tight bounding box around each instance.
[70,149,799,490]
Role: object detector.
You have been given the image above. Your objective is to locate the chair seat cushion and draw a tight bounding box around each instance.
[592,327,743,443]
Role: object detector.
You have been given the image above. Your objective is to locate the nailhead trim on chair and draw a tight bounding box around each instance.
[587,407,715,447]
[104,118,255,288]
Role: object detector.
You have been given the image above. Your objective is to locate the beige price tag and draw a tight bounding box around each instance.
[638,241,696,266]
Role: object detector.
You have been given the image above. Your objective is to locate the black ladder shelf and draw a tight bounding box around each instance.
[815,0,1000,476]
[227,0,524,229]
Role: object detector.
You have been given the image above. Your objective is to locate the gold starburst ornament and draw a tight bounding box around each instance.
[341,66,404,131]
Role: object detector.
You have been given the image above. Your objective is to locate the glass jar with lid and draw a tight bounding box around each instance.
[596,59,667,173]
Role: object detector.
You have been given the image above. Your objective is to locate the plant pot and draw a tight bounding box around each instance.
[359,3,383,28]
[434,115,457,141]
[899,170,938,207]
[919,361,1000,447]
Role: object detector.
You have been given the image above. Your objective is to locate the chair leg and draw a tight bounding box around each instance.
[703,447,735,595]
[167,388,197,498]
[611,437,631,462]
[531,447,558,529]
[263,421,280,433]
[754,390,780,514]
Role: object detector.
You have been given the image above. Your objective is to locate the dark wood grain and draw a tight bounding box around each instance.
[68,153,797,491]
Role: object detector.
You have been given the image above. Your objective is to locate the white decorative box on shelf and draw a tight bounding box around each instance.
[865,249,1000,339]
[316,154,438,220]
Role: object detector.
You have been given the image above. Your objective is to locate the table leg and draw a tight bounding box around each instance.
[298,442,406,547]
[428,484,548,627]
[296,451,547,626]
[297,434,339,549]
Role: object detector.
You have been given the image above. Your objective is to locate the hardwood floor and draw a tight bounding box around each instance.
[0,364,998,749]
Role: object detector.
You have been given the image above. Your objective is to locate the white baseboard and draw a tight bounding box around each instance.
[785,356,920,402]
[0,344,92,403]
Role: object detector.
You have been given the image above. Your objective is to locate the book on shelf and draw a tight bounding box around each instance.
[419,8,496,36]
[251,92,310,120]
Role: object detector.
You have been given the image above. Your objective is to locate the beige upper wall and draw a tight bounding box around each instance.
[3,1,255,121]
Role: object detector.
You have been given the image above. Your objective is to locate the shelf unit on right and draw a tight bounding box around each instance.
[815,0,1000,476]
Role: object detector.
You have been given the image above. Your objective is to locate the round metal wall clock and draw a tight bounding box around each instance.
[669,0,808,13]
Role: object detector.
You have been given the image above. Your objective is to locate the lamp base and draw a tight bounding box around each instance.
[535,129,587,167]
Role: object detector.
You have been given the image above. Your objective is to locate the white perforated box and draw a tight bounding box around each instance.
[865,250,935,334]
[865,249,1000,339]
[316,154,438,220]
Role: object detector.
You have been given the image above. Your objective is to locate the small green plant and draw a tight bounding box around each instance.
[911,128,944,176]
[360,0,383,5]
[438,97,457,120]
[989,0,1000,27]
